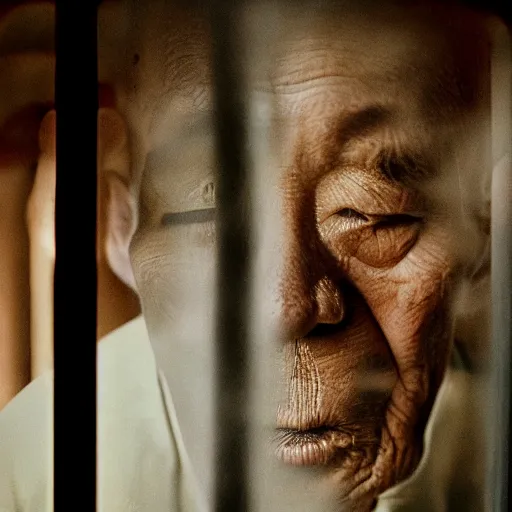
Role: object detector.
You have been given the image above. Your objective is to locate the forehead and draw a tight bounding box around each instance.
[138,2,488,135]
[128,1,490,197]
[255,3,488,117]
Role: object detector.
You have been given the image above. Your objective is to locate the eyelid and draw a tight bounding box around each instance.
[316,167,425,223]
[161,207,216,226]
[335,208,422,224]
[336,208,369,221]
[325,211,422,239]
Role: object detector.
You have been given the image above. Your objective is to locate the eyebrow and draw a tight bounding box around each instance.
[329,106,435,183]
[299,104,394,178]
[375,148,434,183]
[335,105,391,148]
[161,207,216,226]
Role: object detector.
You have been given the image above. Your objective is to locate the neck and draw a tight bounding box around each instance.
[97,260,141,341]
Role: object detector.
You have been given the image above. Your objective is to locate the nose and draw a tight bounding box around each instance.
[279,205,345,340]
[281,271,345,340]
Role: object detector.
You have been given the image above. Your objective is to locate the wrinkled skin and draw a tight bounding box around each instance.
[255,8,490,508]
[110,1,492,510]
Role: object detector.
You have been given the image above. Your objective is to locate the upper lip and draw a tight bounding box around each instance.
[276,409,322,431]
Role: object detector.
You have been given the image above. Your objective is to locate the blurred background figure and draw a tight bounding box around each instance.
[0,0,140,410]
[0,0,54,409]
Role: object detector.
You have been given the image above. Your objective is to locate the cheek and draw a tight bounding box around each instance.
[313,314,398,431]
[348,226,457,376]
[375,276,453,371]
[130,226,217,329]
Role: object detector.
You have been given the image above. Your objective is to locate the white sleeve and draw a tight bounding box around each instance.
[0,372,54,512]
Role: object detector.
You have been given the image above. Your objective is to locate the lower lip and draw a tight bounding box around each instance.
[275,428,353,466]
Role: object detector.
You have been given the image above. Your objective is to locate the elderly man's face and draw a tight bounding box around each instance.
[127,2,490,509]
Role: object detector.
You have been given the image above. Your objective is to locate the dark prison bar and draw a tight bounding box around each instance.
[210,1,252,511]
[54,1,98,511]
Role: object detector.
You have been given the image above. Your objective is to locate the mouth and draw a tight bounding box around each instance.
[275,426,354,466]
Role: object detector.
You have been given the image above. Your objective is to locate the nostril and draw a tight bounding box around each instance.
[308,321,346,338]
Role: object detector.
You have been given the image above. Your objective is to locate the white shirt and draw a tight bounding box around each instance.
[0,316,204,512]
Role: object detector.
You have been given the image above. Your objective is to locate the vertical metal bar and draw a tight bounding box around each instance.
[54,1,98,511]
[488,19,512,512]
[210,1,251,510]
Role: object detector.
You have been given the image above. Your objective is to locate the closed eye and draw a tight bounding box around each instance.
[336,208,368,221]
[336,209,421,228]
[161,207,216,226]
[374,214,421,228]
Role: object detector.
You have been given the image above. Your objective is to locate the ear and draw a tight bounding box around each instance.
[26,109,56,257]
[97,106,129,181]
[97,108,138,290]
[104,171,138,290]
